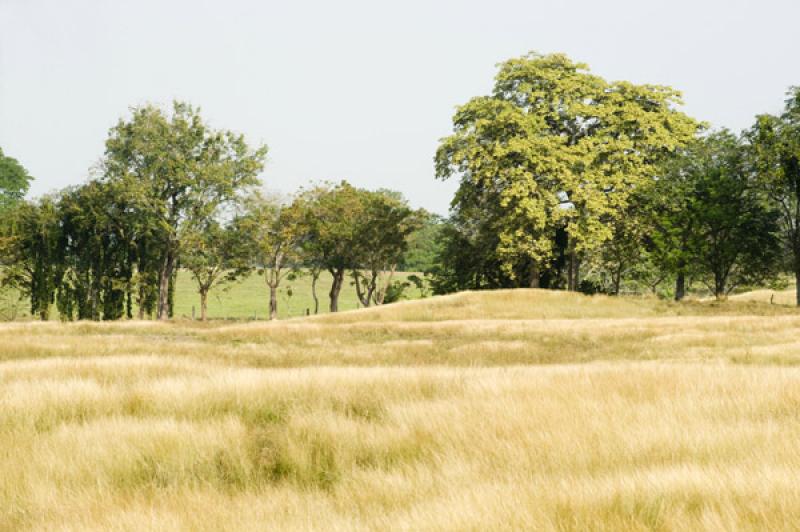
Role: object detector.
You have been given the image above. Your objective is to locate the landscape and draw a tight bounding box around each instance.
[2,1,800,530]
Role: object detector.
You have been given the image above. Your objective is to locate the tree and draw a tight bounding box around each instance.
[302,182,365,312]
[401,210,443,272]
[748,87,800,304]
[651,131,781,300]
[0,147,33,213]
[435,52,699,291]
[0,197,61,320]
[102,101,266,319]
[351,190,419,306]
[238,192,308,320]
[688,132,781,298]
[642,150,703,301]
[182,220,249,321]
[593,199,648,295]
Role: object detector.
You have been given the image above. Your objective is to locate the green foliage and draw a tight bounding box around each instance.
[237,192,309,319]
[401,211,443,272]
[0,147,33,213]
[302,182,419,310]
[182,219,250,320]
[650,131,781,299]
[748,87,800,304]
[0,198,61,320]
[102,101,266,319]
[435,52,700,288]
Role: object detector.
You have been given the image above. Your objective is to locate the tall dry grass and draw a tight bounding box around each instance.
[2,289,800,530]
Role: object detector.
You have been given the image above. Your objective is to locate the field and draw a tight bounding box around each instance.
[0,270,426,321]
[3,289,800,530]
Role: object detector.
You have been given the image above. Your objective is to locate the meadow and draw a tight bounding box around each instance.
[3,289,800,530]
[0,270,426,322]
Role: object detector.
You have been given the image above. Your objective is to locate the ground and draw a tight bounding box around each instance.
[2,290,800,530]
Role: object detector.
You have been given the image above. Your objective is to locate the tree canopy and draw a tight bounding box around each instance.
[435,52,700,289]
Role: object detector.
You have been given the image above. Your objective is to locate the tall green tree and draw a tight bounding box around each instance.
[435,52,699,291]
[101,101,266,319]
[0,147,33,213]
[748,87,800,304]
[0,197,61,320]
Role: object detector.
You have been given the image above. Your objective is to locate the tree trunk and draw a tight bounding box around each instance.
[199,289,208,321]
[529,262,540,288]
[567,253,574,291]
[329,269,344,312]
[567,243,579,292]
[269,284,278,320]
[612,267,622,296]
[674,271,686,301]
[311,270,320,314]
[157,248,176,320]
[795,267,800,307]
[353,271,371,307]
[375,266,396,305]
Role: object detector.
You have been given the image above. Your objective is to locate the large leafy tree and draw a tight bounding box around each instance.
[435,52,699,290]
[0,147,33,213]
[102,101,266,319]
[748,87,800,304]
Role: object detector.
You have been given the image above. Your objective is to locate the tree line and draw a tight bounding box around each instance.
[0,103,428,321]
[1,52,799,319]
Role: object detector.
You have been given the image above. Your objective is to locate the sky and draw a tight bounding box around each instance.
[1,0,798,215]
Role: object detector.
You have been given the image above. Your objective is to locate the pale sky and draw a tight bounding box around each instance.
[1,0,798,214]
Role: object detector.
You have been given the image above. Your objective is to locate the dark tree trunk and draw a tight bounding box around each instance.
[199,289,208,321]
[567,253,575,291]
[675,271,686,301]
[795,268,800,307]
[269,285,278,320]
[612,267,622,296]
[529,262,540,288]
[329,269,344,312]
[157,249,175,320]
[138,282,146,320]
[311,270,320,314]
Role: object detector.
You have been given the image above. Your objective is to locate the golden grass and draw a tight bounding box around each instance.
[3,289,800,530]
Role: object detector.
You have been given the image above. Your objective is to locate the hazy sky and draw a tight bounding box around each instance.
[1,0,798,214]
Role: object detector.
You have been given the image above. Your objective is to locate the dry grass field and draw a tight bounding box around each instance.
[3,289,800,530]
